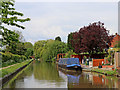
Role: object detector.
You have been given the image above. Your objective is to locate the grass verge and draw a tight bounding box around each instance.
[91,68,118,76]
[2,61,33,88]
[0,59,33,78]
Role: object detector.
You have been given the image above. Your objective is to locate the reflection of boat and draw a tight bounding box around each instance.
[67,74,81,84]
[58,58,82,73]
[58,70,81,85]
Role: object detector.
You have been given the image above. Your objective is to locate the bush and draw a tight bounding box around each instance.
[2,52,27,67]
[2,52,12,62]
[64,50,77,58]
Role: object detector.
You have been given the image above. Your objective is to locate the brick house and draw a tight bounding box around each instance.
[110,33,120,48]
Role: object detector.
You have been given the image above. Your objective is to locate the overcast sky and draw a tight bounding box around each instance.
[8,0,118,44]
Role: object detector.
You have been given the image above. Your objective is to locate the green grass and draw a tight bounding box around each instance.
[0,59,33,78]
[91,68,118,76]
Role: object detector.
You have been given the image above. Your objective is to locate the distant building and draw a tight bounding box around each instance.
[110,33,120,48]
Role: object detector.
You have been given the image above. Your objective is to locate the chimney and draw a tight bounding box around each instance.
[115,33,118,35]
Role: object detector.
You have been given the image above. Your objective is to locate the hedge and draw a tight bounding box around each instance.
[1,52,27,67]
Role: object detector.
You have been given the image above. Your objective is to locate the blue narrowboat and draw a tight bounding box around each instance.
[58,58,82,72]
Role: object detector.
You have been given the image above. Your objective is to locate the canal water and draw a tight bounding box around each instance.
[2,61,120,89]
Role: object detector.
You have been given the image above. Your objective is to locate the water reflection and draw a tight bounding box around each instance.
[3,61,67,88]
[3,61,120,89]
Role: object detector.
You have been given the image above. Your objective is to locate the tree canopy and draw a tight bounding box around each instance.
[1,0,31,65]
[0,0,30,46]
[34,40,68,61]
[55,36,61,41]
[70,21,112,54]
[67,32,74,50]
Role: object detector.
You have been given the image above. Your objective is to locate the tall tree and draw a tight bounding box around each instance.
[55,36,61,41]
[71,21,111,55]
[15,30,25,42]
[34,40,47,59]
[0,0,30,46]
[67,32,74,50]
[24,42,33,49]
[24,42,33,58]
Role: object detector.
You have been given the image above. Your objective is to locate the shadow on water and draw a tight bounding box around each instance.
[2,61,120,89]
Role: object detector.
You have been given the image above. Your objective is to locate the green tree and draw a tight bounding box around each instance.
[0,0,30,46]
[24,42,33,58]
[34,40,47,59]
[24,42,33,49]
[25,48,33,58]
[40,40,68,61]
[34,39,68,61]
[15,30,25,42]
[67,32,74,50]
[64,50,77,58]
[55,36,61,41]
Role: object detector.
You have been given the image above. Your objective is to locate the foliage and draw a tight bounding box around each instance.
[24,42,33,58]
[55,36,61,41]
[1,0,30,46]
[25,48,33,59]
[34,40,47,59]
[64,50,77,58]
[15,30,25,42]
[41,40,68,61]
[34,40,68,61]
[67,32,74,50]
[0,60,32,77]
[24,42,33,49]
[0,0,31,66]
[1,52,27,67]
[70,21,112,55]
[105,48,120,65]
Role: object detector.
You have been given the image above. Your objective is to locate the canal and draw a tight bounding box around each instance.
[2,61,120,89]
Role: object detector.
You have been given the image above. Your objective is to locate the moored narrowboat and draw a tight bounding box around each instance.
[58,58,82,72]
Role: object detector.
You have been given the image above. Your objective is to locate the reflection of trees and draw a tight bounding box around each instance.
[68,72,120,88]
[7,63,33,88]
[33,62,63,82]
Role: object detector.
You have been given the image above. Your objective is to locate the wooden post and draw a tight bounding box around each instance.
[114,52,120,69]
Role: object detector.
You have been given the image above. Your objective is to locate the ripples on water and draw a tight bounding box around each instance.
[3,61,120,89]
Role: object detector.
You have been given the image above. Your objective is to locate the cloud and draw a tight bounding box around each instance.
[15,0,119,2]
[23,17,68,44]
[10,2,118,44]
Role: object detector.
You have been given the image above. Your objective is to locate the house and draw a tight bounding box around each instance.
[110,33,120,48]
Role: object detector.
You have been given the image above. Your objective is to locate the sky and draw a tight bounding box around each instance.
[6,0,118,44]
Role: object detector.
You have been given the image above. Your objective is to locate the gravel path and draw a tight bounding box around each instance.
[0,63,18,70]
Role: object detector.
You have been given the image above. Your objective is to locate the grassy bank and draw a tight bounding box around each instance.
[91,68,118,76]
[0,59,33,78]
[2,61,33,88]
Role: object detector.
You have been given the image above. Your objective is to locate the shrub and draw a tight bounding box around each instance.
[2,52,12,62]
[2,52,27,67]
[64,50,77,58]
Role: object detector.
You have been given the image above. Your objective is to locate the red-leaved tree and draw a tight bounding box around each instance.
[71,21,112,54]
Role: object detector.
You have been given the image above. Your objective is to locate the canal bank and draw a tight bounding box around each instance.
[2,62,120,89]
[0,59,33,87]
[82,65,120,77]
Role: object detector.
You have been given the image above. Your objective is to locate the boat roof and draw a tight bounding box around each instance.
[59,58,80,65]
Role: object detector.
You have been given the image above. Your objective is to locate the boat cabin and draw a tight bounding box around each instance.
[58,58,80,65]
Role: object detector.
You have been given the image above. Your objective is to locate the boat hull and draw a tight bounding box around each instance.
[58,64,82,73]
